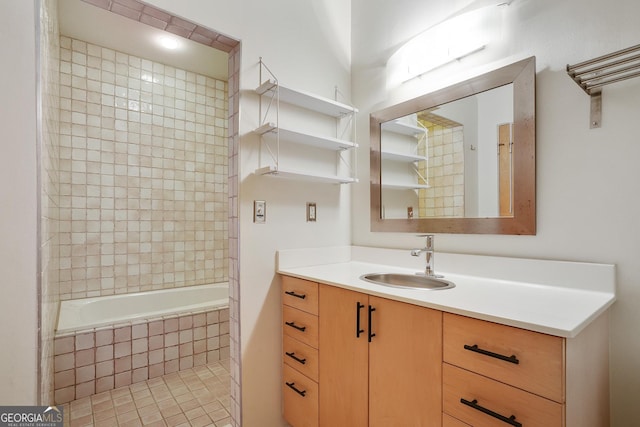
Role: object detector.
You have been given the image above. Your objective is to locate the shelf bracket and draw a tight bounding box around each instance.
[589,90,602,129]
[567,43,640,129]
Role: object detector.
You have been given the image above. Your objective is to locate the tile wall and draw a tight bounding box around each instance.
[57,36,229,300]
[39,0,61,405]
[226,44,241,427]
[53,307,230,404]
[419,123,465,217]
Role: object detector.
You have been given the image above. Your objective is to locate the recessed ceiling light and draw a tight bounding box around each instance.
[158,36,179,50]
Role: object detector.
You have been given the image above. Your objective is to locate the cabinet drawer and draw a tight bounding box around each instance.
[444,364,563,427]
[443,413,471,427]
[283,335,319,382]
[443,313,565,402]
[282,276,319,315]
[283,305,318,348]
[283,364,318,427]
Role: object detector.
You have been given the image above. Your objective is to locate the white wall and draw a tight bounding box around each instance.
[0,0,39,404]
[145,1,352,426]
[476,85,512,216]
[352,0,640,424]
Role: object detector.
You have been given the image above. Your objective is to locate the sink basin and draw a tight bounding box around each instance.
[360,273,455,290]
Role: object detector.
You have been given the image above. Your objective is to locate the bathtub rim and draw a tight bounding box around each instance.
[55,282,229,336]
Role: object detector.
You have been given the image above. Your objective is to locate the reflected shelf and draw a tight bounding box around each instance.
[381,119,425,136]
[381,150,427,162]
[382,182,430,190]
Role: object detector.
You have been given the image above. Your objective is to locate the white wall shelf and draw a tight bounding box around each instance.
[255,166,358,184]
[254,123,358,151]
[255,79,358,117]
[254,58,358,184]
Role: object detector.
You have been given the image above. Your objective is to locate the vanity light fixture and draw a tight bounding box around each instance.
[387,1,513,86]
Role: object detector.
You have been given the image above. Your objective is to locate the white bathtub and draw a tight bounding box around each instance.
[56,283,229,334]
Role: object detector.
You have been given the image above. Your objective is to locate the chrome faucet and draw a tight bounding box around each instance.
[411,235,442,277]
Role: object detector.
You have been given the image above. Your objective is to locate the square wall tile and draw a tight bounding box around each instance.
[55,336,75,355]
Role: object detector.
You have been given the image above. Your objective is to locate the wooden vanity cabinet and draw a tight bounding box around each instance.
[281,274,610,427]
[318,284,442,427]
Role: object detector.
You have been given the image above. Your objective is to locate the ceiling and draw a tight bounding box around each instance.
[58,0,229,80]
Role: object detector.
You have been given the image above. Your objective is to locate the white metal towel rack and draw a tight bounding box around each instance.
[567,43,640,128]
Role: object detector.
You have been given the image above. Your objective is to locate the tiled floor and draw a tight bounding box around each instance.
[62,360,231,427]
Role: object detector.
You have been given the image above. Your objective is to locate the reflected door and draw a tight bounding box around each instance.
[498,123,513,217]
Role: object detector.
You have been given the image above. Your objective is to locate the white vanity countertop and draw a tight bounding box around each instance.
[276,246,616,338]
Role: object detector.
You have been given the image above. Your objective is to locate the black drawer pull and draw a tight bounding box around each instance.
[464,344,520,364]
[285,351,306,365]
[356,302,365,338]
[460,398,522,427]
[286,381,306,397]
[285,290,306,299]
[285,321,306,332]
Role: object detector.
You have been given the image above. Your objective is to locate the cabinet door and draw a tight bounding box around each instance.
[368,296,442,427]
[319,285,368,427]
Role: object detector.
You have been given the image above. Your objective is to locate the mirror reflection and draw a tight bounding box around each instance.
[381,84,514,219]
[370,56,535,235]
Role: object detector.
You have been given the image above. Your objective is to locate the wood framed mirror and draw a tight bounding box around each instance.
[370,56,536,234]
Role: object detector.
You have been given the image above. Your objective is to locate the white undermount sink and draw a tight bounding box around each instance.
[360,273,455,290]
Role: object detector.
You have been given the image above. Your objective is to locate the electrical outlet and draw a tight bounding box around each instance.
[307,202,317,222]
[407,206,414,219]
[254,200,266,223]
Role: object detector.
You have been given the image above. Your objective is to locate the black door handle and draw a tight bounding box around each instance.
[368,305,376,342]
[356,302,365,338]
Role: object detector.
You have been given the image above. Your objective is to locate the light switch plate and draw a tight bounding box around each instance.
[254,200,266,223]
[307,202,317,222]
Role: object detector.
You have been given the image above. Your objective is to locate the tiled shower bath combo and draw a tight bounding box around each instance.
[38,0,242,421]
[50,33,231,407]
